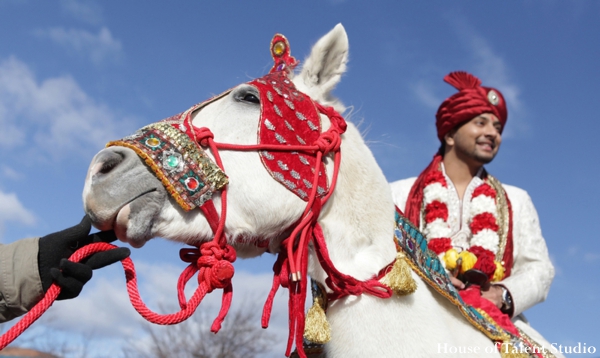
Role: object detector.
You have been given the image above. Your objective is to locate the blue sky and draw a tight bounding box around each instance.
[0,1,599,356]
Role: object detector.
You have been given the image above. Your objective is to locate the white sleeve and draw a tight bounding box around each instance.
[389,177,417,215]
[500,190,554,317]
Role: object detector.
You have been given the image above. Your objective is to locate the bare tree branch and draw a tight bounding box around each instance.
[123,300,277,358]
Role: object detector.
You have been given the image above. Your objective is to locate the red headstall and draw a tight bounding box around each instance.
[110,33,360,358]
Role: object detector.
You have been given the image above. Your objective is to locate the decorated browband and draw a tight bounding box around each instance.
[107,119,228,211]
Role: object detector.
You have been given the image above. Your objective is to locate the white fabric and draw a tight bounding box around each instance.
[390,173,555,317]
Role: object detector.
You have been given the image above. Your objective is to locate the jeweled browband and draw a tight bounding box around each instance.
[107,118,228,211]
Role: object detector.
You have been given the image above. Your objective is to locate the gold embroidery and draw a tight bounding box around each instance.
[487,175,509,262]
[516,328,557,358]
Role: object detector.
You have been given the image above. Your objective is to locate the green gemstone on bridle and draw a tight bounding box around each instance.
[166,155,180,168]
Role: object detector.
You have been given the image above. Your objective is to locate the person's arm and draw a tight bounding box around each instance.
[497,190,555,317]
[0,216,130,323]
[0,238,44,322]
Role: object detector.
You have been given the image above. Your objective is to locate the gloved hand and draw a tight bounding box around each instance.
[38,215,130,300]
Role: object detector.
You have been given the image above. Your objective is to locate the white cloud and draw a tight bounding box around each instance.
[584,252,600,263]
[467,36,523,115]
[412,80,443,109]
[0,190,35,225]
[0,190,36,241]
[60,0,104,26]
[1,165,22,181]
[35,27,123,66]
[449,19,528,138]
[0,56,134,162]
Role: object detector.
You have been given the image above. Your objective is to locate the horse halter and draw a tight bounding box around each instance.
[108,34,387,358]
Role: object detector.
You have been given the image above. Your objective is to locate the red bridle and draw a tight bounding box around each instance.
[186,98,391,357]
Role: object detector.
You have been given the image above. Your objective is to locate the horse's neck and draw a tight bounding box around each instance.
[309,123,397,283]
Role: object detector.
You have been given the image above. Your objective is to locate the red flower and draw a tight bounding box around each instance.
[470,212,499,235]
[474,255,496,280]
[473,183,496,199]
[468,245,494,260]
[425,200,448,223]
[469,246,496,279]
[424,170,447,187]
[428,238,452,255]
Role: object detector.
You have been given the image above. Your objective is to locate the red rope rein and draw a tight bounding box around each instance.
[0,231,236,350]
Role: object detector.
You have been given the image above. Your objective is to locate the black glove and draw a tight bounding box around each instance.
[38,215,131,300]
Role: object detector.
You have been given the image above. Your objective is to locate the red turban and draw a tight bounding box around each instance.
[435,71,507,141]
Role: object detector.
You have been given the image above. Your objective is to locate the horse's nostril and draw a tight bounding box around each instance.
[95,149,125,175]
[99,160,117,174]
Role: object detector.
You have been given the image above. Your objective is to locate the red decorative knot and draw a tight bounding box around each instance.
[314,131,342,156]
[180,242,236,292]
[316,103,348,133]
[193,127,215,147]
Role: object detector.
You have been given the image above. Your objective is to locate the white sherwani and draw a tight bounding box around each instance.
[390,171,559,354]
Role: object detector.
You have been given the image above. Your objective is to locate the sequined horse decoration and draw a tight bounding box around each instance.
[83,25,523,357]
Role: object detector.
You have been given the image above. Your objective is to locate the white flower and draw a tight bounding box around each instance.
[423,182,449,204]
[424,218,451,239]
[470,195,496,217]
[471,229,500,254]
[422,175,501,258]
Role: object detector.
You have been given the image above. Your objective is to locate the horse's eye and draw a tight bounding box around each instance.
[242,93,260,104]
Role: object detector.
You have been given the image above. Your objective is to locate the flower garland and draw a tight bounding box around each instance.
[422,169,505,282]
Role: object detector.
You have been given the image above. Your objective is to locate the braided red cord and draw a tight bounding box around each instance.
[0,238,236,350]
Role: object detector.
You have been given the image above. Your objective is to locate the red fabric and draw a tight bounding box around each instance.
[459,286,519,336]
[435,71,507,141]
[405,154,443,228]
[428,238,453,255]
[250,71,329,201]
[502,195,514,277]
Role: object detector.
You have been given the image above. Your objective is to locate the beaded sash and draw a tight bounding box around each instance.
[394,210,549,357]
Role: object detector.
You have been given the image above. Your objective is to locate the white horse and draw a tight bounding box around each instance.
[83,24,554,358]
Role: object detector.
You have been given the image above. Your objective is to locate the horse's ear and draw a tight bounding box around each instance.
[294,23,348,103]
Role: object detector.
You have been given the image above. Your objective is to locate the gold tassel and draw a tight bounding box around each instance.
[380,252,417,295]
[304,296,331,344]
[498,342,531,358]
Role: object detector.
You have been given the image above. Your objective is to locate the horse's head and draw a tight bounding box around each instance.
[83,24,352,257]
[84,25,400,357]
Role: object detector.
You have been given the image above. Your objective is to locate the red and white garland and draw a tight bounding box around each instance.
[422,169,505,282]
